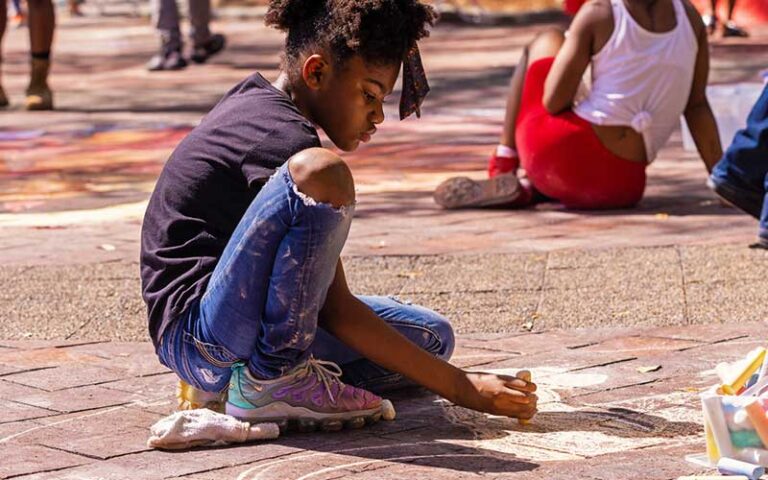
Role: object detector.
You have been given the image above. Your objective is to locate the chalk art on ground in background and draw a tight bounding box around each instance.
[0,123,192,213]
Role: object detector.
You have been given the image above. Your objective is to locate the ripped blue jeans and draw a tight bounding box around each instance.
[157,161,455,393]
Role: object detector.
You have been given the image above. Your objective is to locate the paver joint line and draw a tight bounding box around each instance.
[567,357,638,372]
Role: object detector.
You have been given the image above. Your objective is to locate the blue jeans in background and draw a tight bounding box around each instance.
[157,161,455,393]
[709,83,768,242]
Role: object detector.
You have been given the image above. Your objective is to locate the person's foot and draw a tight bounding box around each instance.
[26,59,54,111]
[176,380,227,413]
[147,49,188,71]
[434,173,529,209]
[190,33,226,64]
[226,357,384,433]
[488,152,520,178]
[723,22,749,38]
[703,14,718,35]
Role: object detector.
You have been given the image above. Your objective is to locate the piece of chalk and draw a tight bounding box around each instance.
[516,370,532,425]
[726,348,766,392]
[246,422,280,441]
[702,394,735,458]
[745,398,768,448]
[717,457,765,480]
[381,399,396,421]
[758,353,768,381]
[747,373,760,389]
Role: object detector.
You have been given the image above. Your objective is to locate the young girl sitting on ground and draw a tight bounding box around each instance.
[435,0,723,210]
[141,0,537,432]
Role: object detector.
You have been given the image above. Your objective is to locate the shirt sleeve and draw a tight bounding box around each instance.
[241,117,321,191]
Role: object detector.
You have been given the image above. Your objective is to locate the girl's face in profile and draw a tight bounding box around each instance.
[300,54,400,152]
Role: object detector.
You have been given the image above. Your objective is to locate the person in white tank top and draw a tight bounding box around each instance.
[435,0,723,211]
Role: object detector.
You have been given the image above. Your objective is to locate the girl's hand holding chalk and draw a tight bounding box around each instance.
[516,370,534,425]
[456,371,538,420]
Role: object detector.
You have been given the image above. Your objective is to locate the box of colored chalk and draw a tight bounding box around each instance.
[693,346,768,469]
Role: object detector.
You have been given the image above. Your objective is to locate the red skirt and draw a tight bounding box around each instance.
[515,57,647,209]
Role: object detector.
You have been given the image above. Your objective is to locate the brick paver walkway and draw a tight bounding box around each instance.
[1,322,765,479]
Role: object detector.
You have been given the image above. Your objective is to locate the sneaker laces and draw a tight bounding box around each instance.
[303,356,344,405]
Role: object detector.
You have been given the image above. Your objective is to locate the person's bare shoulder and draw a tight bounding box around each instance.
[680,0,706,39]
[575,0,614,26]
[572,0,615,53]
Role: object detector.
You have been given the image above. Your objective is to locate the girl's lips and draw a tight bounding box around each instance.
[360,132,372,143]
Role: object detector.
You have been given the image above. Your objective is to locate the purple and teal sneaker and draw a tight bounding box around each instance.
[226,357,383,432]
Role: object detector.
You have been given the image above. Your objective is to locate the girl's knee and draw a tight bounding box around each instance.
[431,313,455,361]
[288,148,355,208]
[411,306,454,361]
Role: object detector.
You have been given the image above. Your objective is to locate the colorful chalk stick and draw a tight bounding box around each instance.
[747,373,760,389]
[745,398,768,448]
[731,429,764,448]
[516,370,532,425]
[724,348,766,393]
[717,457,765,479]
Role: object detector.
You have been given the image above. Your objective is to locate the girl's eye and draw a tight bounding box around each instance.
[364,92,376,103]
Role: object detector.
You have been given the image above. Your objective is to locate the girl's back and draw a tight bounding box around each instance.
[576,0,703,163]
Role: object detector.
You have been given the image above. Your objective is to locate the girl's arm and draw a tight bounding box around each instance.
[682,1,722,173]
[543,1,610,114]
[320,260,538,419]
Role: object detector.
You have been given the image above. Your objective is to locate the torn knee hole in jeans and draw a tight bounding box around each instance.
[291,182,355,216]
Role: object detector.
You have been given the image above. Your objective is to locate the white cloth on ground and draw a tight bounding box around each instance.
[147,409,280,450]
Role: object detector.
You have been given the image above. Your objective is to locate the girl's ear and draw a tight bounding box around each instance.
[301,54,330,91]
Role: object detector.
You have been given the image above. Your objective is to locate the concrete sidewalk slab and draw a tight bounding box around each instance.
[2,323,765,479]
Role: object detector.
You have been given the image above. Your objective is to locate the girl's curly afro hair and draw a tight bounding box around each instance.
[265,0,438,73]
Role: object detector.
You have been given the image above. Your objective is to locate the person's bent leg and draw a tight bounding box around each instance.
[199,148,355,382]
[311,295,455,393]
[709,84,768,220]
[25,0,54,110]
[435,29,565,209]
[156,149,355,396]
[492,28,565,177]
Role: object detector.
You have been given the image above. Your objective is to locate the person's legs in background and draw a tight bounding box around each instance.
[187,0,225,64]
[722,0,748,37]
[706,0,748,37]
[147,0,187,71]
[26,0,54,110]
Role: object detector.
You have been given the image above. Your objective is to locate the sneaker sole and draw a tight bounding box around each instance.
[434,174,521,209]
[226,402,382,433]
